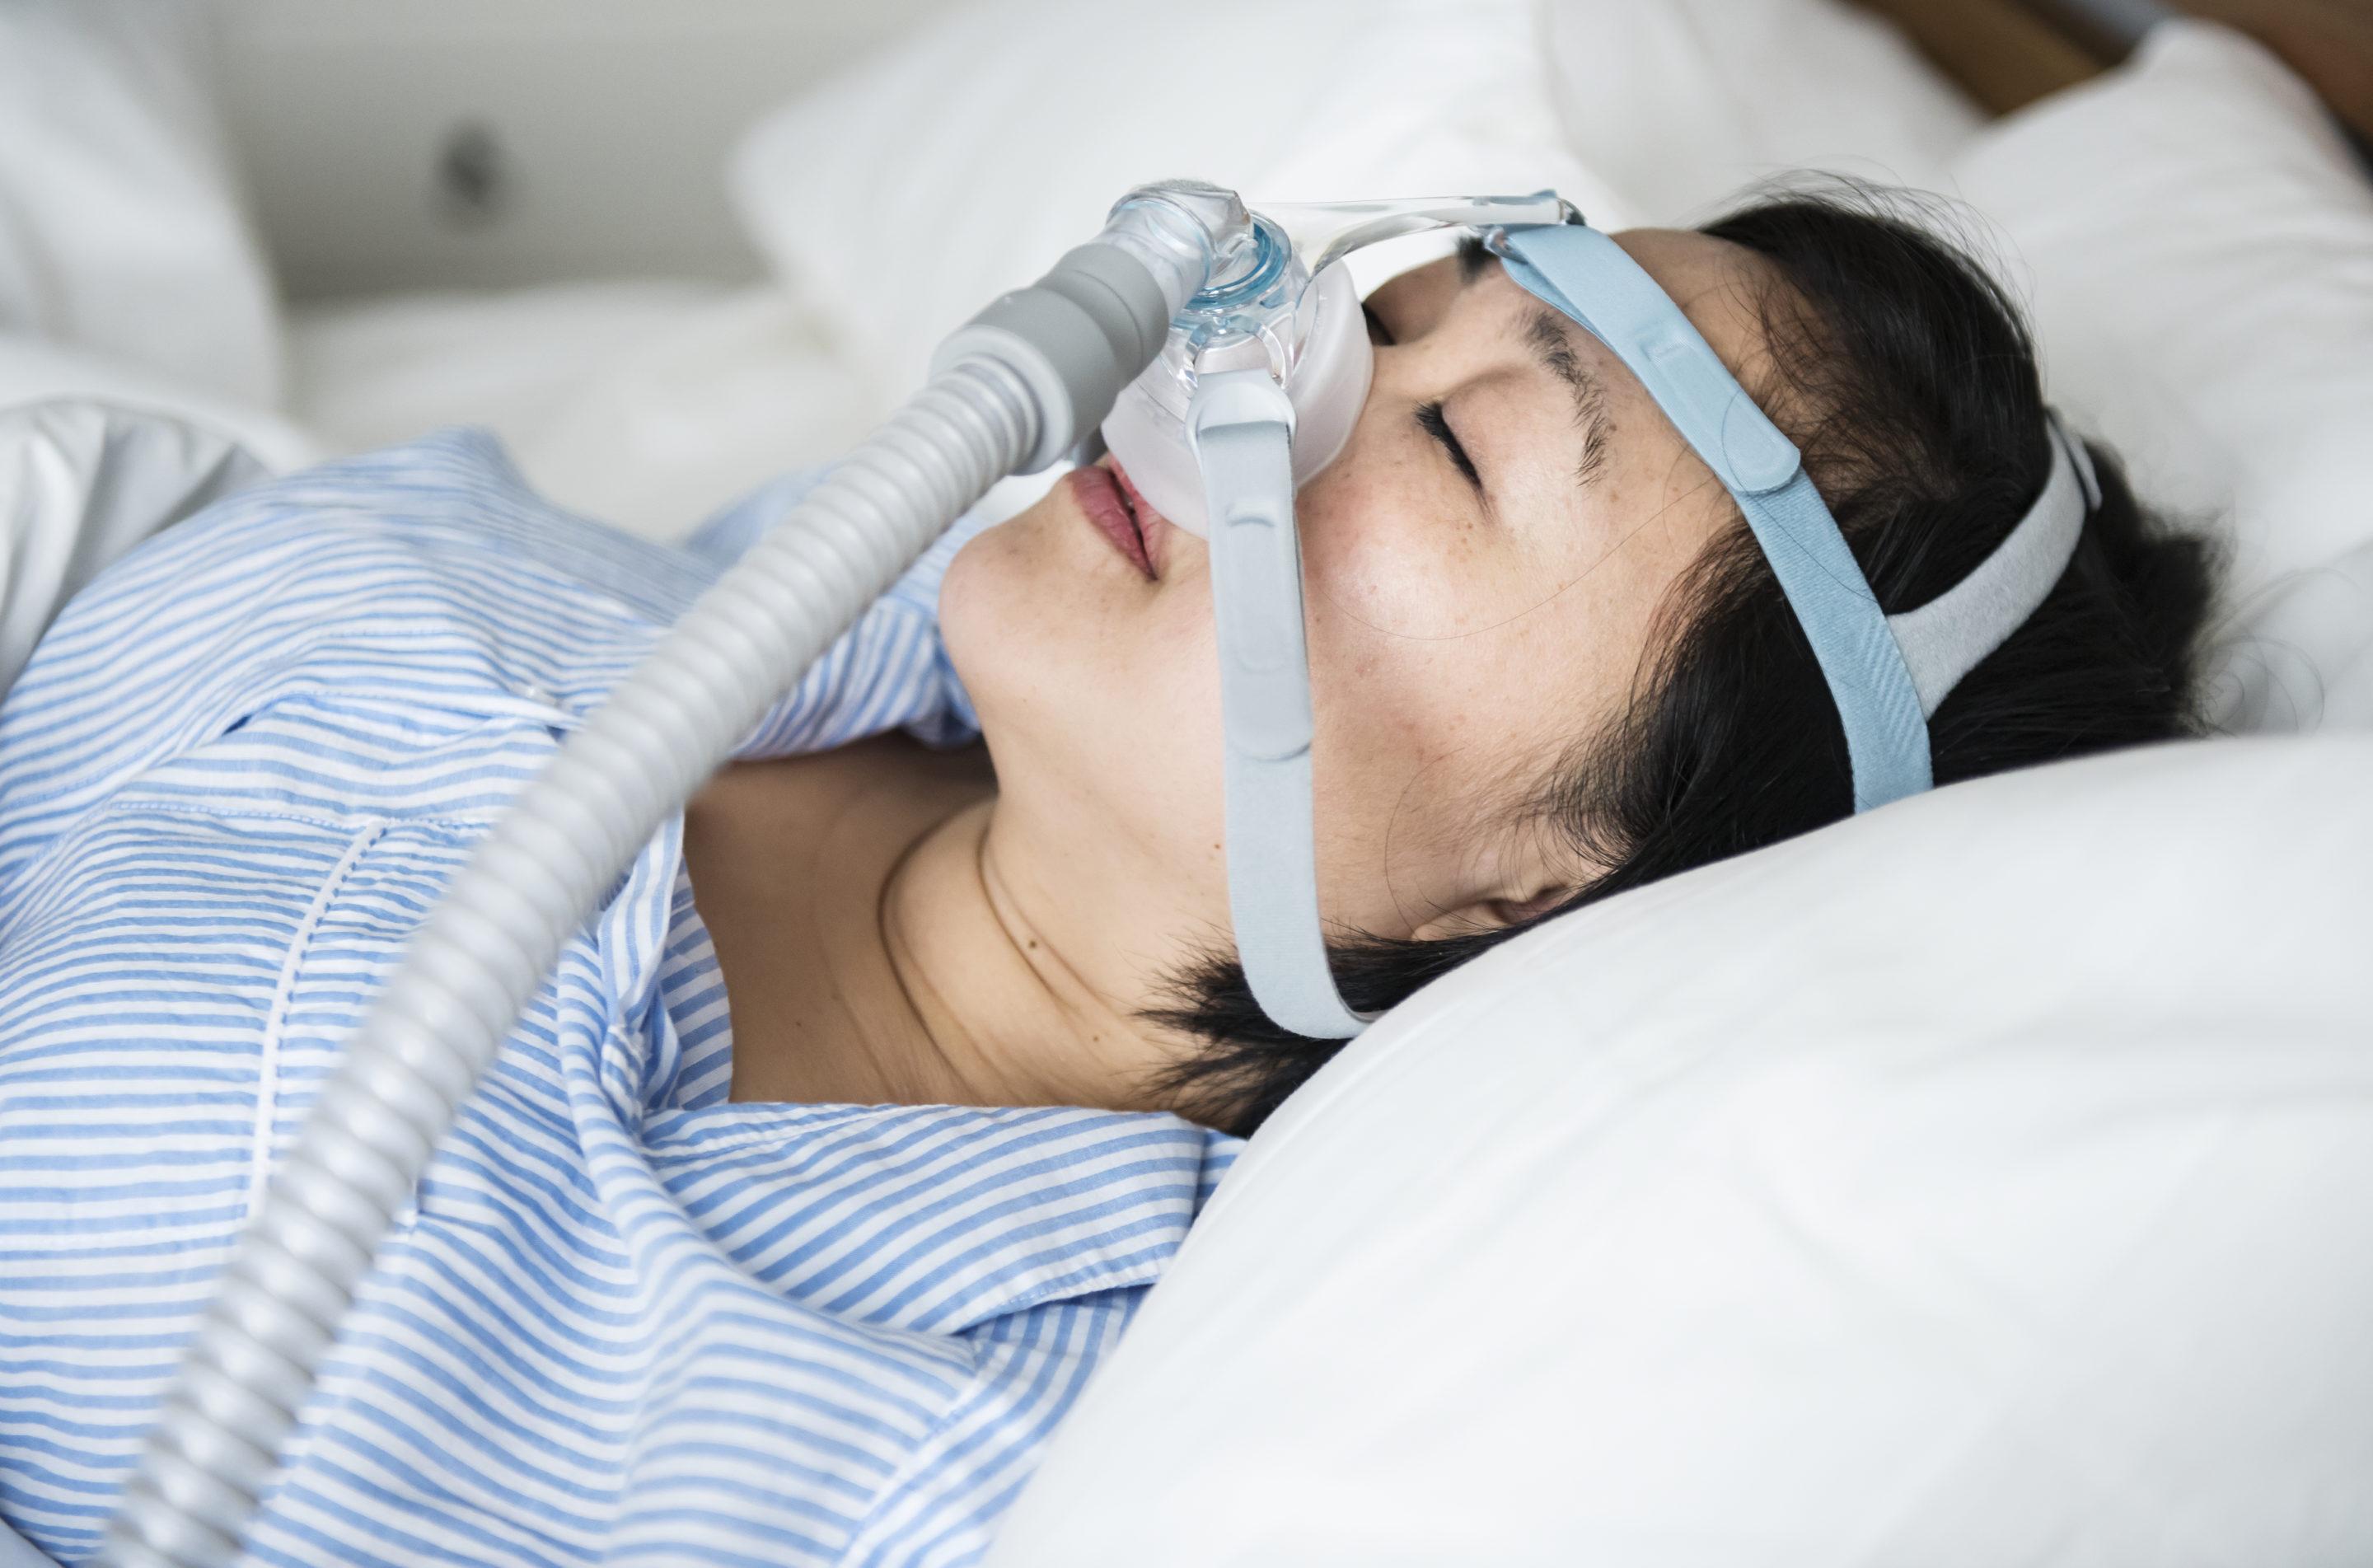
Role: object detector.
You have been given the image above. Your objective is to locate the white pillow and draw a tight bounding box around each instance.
[990,734,2373,1566]
[1542,0,1986,222]
[2213,536,2373,733]
[1951,22,2373,706]
[729,0,1636,405]
[0,0,284,410]
[288,282,877,542]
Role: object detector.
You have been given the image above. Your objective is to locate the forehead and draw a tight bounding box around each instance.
[1600,227,1785,396]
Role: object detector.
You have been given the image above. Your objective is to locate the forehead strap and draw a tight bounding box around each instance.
[1495,222,2086,811]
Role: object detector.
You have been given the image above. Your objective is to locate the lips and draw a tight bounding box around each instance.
[1108,460,1173,571]
[1067,461,1163,579]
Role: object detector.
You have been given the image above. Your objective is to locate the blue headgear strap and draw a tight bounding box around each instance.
[1495,224,1933,812]
[1190,216,2090,1041]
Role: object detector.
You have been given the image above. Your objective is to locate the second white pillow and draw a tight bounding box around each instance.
[1542,0,1985,222]
[1954,22,2373,615]
[729,0,1631,405]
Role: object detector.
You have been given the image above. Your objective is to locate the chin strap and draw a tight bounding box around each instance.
[1190,368,1373,1041]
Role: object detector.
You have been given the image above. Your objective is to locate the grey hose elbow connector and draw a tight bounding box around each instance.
[929,241,1173,472]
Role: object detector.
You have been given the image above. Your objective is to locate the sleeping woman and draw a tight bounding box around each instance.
[0,192,2207,1566]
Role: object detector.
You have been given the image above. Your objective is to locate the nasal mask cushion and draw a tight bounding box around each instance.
[1112,204,2092,1041]
[1101,241,1371,536]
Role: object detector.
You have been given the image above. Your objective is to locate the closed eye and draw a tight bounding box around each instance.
[1416,400,1481,492]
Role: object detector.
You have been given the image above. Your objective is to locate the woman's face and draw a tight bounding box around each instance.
[940,228,1773,1004]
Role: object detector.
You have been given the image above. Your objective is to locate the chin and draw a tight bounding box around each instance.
[941,485,1227,830]
[940,499,1065,714]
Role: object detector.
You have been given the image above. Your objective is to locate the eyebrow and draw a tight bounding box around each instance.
[1523,305,1612,486]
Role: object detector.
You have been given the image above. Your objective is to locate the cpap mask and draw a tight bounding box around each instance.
[1096,185,1576,532]
[1075,185,2094,1043]
[103,183,2092,1568]
[1079,185,1579,1041]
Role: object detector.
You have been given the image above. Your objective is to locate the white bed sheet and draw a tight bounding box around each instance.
[289,280,882,542]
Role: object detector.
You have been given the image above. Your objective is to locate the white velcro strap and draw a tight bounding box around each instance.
[1887,416,2091,718]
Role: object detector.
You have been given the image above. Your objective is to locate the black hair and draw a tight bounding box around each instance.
[1149,187,2216,1138]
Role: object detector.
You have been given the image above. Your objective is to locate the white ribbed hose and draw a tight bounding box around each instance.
[94,355,1040,1568]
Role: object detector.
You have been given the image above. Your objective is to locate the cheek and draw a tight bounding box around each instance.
[1296,434,1595,645]
[1307,610,1552,839]
[1296,441,1487,641]
[1298,536,1640,923]
[941,517,1234,890]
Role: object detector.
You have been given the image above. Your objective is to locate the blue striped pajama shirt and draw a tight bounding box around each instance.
[0,432,1238,1566]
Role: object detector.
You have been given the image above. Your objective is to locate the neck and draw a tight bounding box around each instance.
[878,802,1176,1112]
[686,741,1178,1113]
